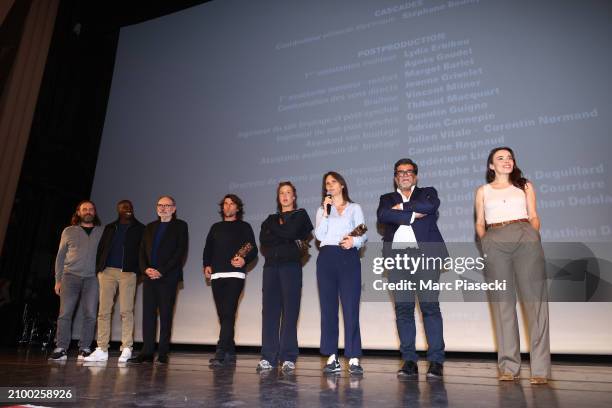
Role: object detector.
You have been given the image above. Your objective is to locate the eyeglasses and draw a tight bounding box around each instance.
[156,204,175,209]
[395,170,415,176]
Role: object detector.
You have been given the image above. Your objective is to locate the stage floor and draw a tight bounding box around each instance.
[1,349,611,407]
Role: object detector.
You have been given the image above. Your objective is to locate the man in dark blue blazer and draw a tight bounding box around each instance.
[377,158,447,379]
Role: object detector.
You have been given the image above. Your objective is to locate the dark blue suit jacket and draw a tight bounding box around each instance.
[376,186,448,259]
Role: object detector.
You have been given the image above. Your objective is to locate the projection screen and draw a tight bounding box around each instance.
[90,0,612,353]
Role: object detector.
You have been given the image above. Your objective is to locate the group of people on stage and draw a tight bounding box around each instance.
[49,147,551,384]
[50,195,188,365]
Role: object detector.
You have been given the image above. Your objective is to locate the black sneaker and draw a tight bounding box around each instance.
[77,348,92,360]
[209,348,224,363]
[127,354,154,364]
[209,358,224,367]
[323,355,341,373]
[397,360,418,378]
[224,352,237,365]
[48,348,67,361]
[208,352,233,368]
[348,358,364,375]
[426,361,443,378]
[157,355,169,364]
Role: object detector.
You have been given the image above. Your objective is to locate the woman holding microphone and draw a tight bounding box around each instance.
[315,171,367,375]
[257,181,313,373]
[474,147,550,384]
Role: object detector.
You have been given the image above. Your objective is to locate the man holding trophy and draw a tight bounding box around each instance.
[203,194,258,366]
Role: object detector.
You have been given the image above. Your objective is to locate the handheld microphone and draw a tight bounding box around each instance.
[325,192,332,215]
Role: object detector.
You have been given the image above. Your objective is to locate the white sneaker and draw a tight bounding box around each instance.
[83,347,108,362]
[256,359,273,371]
[118,347,132,363]
[281,361,296,372]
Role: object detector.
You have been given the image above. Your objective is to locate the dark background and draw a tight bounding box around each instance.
[0,0,210,346]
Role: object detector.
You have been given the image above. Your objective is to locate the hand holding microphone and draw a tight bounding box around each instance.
[323,192,333,217]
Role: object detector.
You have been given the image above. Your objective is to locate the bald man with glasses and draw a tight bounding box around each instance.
[128,195,188,364]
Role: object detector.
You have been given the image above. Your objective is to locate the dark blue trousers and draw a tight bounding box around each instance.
[316,246,362,358]
[261,262,302,365]
[387,249,445,363]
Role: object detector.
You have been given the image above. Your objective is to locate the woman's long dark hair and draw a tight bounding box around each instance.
[321,171,353,204]
[486,146,528,190]
[277,181,297,213]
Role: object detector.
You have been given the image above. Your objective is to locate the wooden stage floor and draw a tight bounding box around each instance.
[0,348,611,407]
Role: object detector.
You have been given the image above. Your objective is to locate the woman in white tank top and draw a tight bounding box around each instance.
[474,147,551,385]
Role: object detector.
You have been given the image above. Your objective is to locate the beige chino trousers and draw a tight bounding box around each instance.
[96,267,137,351]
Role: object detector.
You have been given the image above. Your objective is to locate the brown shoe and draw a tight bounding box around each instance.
[529,377,548,385]
[499,373,519,381]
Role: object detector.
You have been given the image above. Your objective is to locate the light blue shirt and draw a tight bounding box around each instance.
[315,202,367,249]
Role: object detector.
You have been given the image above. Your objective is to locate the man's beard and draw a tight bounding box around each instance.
[80,214,94,223]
